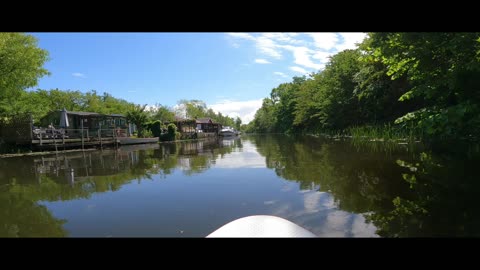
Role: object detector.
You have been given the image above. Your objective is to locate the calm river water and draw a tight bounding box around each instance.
[1,135,479,237]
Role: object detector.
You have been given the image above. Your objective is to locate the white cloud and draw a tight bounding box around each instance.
[72,72,86,78]
[289,66,308,74]
[307,33,339,50]
[145,104,157,112]
[209,99,263,124]
[255,36,282,59]
[311,51,332,63]
[226,32,255,41]
[281,45,323,70]
[336,33,367,52]
[226,32,366,72]
[254,58,271,64]
[273,72,288,78]
[261,33,302,45]
[227,33,283,59]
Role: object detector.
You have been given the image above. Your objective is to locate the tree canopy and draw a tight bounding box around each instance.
[0,33,50,115]
[247,32,480,142]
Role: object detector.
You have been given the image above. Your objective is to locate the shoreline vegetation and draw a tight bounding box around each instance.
[2,33,480,154]
[244,33,480,147]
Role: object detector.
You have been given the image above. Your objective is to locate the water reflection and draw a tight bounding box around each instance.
[249,135,480,237]
[0,135,479,237]
[0,138,240,237]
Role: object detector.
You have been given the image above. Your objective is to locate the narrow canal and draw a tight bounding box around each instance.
[1,135,479,237]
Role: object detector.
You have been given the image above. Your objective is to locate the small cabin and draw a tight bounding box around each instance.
[196,118,221,133]
[39,110,133,137]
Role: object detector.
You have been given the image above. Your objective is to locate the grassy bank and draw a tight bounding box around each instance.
[347,124,421,143]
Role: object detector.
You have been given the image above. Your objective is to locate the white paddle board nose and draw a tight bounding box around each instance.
[207,215,316,238]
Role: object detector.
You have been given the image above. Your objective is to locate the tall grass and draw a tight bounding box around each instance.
[348,123,421,143]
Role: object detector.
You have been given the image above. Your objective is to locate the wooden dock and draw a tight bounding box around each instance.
[117,137,158,145]
[30,137,158,151]
[31,138,117,151]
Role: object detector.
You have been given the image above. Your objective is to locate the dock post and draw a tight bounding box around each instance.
[81,120,84,151]
[99,128,103,150]
[53,126,58,154]
[114,128,118,150]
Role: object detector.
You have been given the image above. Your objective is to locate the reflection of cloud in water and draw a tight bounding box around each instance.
[214,141,266,169]
[281,183,295,192]
[303,192,324,213]
[323,211,351,237]
[271,203,293,217]
[264,200,276,205]
[319,193,335,209]
[351,215,377,237]
[303,191,336,213]
[85,204,96,212]
[268,190,378,237]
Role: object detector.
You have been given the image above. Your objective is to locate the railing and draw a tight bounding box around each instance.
[32,127,128,147]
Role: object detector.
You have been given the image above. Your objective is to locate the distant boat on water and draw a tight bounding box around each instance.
[219,126,239,137]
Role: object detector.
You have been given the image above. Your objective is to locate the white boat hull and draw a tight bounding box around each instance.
[207,215,316,237]
[220,131,236,136]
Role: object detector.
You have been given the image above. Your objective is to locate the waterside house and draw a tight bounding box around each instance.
[169,117,222,139]
[39,110,135,138]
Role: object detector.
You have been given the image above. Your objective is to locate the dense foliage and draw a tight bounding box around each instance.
[0,33,50,116]
[247,33,480,142]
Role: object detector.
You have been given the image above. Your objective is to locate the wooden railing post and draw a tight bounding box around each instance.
[52,126,58,154]
[81,120,84,151]
[99,128,103,150]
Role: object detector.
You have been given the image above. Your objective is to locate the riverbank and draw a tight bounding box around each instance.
[0,148,98,159]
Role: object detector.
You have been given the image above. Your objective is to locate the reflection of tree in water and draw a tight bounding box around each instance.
[368,149,480,237]
[158,137,242,175]
[0,190,67,237]
[248,134,480,237]
[0,138,240,236]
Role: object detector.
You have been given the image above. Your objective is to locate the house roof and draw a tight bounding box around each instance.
[196,118,213,124]
[174,116,196,123]
[57,111,125,118]
[64,111,102,116]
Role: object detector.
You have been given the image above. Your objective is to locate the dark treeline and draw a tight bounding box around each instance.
[246,33,480,142]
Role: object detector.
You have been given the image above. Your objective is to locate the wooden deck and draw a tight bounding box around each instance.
[117,137,158,145]
[31,139,117,151]
[29,137,158,151]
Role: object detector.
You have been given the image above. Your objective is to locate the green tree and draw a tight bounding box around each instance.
[0,33,50,116]
[151,104,176,122]
[178,99,207,119]
[126,104,149,137]
[293,76,323,132]
[250,98,277,133]
[272,76,306,133]
[234,116,242,130]
[366,32,480,140]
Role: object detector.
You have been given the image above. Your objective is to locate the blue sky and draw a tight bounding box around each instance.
[31,33,366,123]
